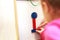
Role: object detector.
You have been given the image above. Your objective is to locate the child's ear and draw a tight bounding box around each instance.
[41,2,50,21]
[42,2,48,14]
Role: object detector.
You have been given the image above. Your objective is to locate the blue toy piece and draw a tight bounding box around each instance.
[31,29,36,33]
[31,12,37,19]
[31,12,37,33]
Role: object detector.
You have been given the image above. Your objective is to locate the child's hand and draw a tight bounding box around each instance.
[36,19,48,33]
[36,28,44,34]
[36,19,48,30]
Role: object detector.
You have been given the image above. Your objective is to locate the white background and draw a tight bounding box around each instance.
[0,0,16,40]
[16,1,44,40]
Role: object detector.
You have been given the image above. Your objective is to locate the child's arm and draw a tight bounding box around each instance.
[36,19,48,30]
[43,25,60,40]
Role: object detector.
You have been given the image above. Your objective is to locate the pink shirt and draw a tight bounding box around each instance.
[41,18,60,40]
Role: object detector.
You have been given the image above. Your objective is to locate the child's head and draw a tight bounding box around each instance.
[41,0,60,22]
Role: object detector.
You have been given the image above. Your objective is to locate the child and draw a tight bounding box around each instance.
[40,0,60,40]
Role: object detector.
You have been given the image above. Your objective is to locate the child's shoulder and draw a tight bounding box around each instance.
[45,18,60,29]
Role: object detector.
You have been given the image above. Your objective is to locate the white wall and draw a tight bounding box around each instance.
[0,0,16,40]
[17,1,44,40]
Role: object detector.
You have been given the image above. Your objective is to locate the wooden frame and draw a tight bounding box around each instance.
[14,0,19,40]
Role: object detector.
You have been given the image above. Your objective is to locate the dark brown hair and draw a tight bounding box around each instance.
[41,0,60,9]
